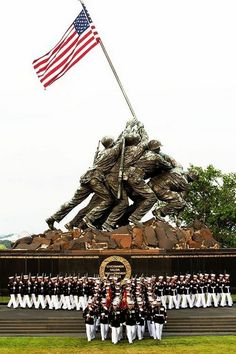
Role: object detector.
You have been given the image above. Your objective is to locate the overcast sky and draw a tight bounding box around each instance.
[1,0,235,235]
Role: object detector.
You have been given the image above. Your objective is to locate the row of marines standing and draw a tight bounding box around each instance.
[7,273,232,311]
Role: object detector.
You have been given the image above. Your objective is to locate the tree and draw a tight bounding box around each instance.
[182,165,236,247]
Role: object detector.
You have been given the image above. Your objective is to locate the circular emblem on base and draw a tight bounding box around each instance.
[99,256,131,284]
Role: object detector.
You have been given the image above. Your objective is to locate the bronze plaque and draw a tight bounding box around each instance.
[99,256,131,283]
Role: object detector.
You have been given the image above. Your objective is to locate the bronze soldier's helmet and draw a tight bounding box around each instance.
[148,139,162,151]
[101,136,115,148]
[124,133,141,146]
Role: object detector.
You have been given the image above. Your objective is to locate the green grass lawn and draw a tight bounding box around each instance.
[0,297,10,303]
[0,336,236,354]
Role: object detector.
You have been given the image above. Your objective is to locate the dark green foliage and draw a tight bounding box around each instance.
[182,165,236,247]
[0,240,11,249]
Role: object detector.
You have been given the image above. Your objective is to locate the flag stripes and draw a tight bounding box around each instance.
[33,10,100,88]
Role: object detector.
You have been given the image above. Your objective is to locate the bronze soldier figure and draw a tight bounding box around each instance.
[149,164,198,221]
[61,119,143,231]
[102,120,159,230]
[117,139,173,226]
[46,136,121,230]
[45,118,193,232]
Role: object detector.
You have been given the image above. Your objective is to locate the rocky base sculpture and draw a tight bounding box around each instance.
[12,219,220,251]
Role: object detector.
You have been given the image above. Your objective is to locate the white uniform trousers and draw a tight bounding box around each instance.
[56,295,63,309]
[22,295,33,308]
[177,294,181,307]
[93,318,97,338]
[86,324,95,341]
[73,295,79,309]
[119,325,123,341]
[154,323,164,340]
[147,320,153,338]
[181,294,193,308]
[161,295,167,308]
[70,295,75,309]
[83,295,88,308]
[206,293,218,307]
[77,296,86,311]
[63,295,72,310]
[216,292,221,304]
[8,294,18,309]
[51,295,60,310]
[220,293,233,307]
[126,324,136,343]
[59,295,65,309]
[137,324,145,340]
[191,294,198,307]
[151,322,156,339]
[100,323,109,340]
[86,295,92,306]
[35,294,46,309]
[167,295,173,309]
[186,294,193,308]
[169,295,179,309]
[195,293,207,308]
[96,317,100,331]
[31,294,37,308]
[45,295,53,309]
[111,326,122,344]
[16,294,24,308]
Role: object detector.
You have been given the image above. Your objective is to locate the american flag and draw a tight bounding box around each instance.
[33,7,100,88]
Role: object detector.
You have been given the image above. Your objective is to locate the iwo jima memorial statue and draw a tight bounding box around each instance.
[5,1,231,283]
[10,114,221,279]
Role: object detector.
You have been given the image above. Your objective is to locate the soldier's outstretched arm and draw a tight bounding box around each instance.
[117,119,134,140]
[138,123,149,147]
[119,118,144,139]
[160,152,183,170]
[157,154,173,170]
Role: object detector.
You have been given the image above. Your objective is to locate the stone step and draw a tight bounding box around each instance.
[164,328,236,331]
[165,326,236,329]
[0,315,235,337]
[167,317,235,320]
[167,321,233,324]
[163,332,236,337]
[0,320,232,324]
[0,324,234,330]
[0,330,84,332]
[1,322,231,326]
[0,320,83,323]
[167,323,233,326]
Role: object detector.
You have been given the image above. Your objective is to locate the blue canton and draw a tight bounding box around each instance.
[73,10,90,35]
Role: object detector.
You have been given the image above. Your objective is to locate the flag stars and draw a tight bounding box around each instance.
[73,10,90,35]
[33,7,99,88]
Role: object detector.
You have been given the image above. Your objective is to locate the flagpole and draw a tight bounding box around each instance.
[79,0,137,120]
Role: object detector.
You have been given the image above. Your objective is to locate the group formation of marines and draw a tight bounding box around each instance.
[45,118,198,232]
[84,296,167,344]
[7,272,232,311]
